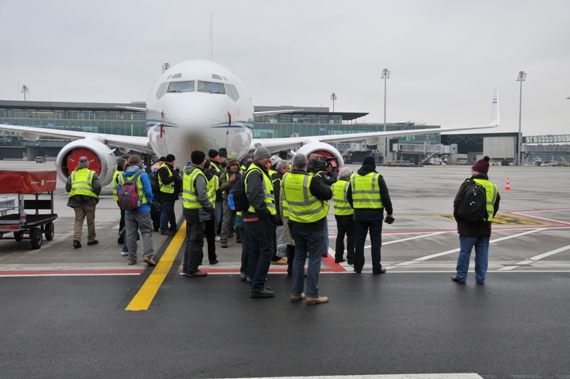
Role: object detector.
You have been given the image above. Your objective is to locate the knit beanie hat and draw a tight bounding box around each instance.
[218,148,228,158]
[254,146,271,161]
[166,154,176,163]
[208,149,219,159]
[472,156,490,174]
[362,155,376,168]
[78,156,89,168]
[191,150,206,165]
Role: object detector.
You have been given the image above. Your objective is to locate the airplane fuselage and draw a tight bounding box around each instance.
[145,60,254,163]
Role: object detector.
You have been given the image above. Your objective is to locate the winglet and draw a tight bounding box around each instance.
[489,89,499,127]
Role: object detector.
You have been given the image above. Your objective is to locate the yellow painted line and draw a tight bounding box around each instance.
[125,221,186,311]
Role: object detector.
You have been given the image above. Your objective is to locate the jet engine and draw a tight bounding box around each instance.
[55,138,117,186]
[295,142,344,168]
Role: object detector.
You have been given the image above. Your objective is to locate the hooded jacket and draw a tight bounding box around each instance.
[183,164,213,223]
[117,165,153,214]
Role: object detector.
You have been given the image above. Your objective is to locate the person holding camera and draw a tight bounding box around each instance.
[158,154,181,235]
[347,155,393,275]
[308,154,335,257]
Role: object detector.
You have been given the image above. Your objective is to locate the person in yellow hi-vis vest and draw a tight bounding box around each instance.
[347,155,393,275]
[452,156,500,285]
[65,156,102,249]
[182,150,214,277]
[282,153,332,305]
[332,167,355,265]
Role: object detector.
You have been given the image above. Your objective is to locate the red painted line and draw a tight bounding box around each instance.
[0,269,143,276]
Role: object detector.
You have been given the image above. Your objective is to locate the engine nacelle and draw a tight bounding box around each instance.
[55,138,117,186]
[295,142,344,168]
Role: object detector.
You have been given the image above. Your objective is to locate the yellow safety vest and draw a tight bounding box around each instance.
[350,172,383,209]
[472,178,499,222]
[158,164,174,194]
[112,170,121,201]
[118,171,148,205]
[182,168,207,209]
[69,169,97,198]
[245,165,276,215]
[208,174,219,208]
[210,161,221,175]
[332,179,353,216]
[282,172,329,223]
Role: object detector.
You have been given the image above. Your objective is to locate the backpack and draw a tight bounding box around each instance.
[456,178,488,222]
[149,170,160,193]
[118,171,143,211]
[228,172,250,212]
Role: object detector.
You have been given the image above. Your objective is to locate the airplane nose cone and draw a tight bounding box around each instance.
[166,94,227,135]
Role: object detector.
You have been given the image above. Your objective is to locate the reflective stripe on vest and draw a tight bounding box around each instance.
[118,171,148,205]
[472,178,498,222]
[158,164,174,194]
[350,172,383,209]
[69,169,97,198]
[282,172,329,223]
[245,165,276,215]
[112,170,121,201]
[182,168,207,209]
[208,174,219,208]
[332,179,353,216]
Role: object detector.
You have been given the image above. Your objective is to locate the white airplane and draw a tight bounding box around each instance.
[0,59,499,186]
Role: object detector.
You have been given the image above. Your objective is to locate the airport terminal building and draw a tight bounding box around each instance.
[1,99,566,165]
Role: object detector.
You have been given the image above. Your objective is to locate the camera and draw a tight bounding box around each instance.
[308,156,329,173]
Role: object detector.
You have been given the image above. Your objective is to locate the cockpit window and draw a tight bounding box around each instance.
[167,81,195,93]
[197,81,225,94]
[225,84,240,102]
[156,83,168,99]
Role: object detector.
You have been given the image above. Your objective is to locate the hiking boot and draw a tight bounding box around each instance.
[161,230,174,236]
[73,240,81,249]
[250,288,274,298]
[186,270,208,277]
[306,296,329,305]
[87,239,99,246]
[291,293,306,302]
[271,257,287,265]
[127,260,137,265]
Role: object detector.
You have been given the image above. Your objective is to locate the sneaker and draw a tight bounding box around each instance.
[250,288,274,298]
[306,296,329,305]
[291,293,306,302]
[161,230,174,236]
[143,257,156,266]
[240,272,247,281]
[127,260,137,265]
[120,250,128,256]
[451,276,466,284]
[215,236,221,242]
[186,270,208,277]
[87,239,99,246]
[270,257,287,265]
[180,271,186,276]
[73,240,81,249]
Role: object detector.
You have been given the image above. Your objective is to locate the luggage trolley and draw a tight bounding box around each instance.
[0,170,58,249]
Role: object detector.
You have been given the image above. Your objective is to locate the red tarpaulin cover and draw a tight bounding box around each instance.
[0,171,58,194]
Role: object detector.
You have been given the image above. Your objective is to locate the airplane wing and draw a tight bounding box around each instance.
[251,90,499,151]
[0,124,154,154]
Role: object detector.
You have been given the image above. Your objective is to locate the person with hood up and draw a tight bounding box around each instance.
[347,155,393,275]
[117,154,156,266]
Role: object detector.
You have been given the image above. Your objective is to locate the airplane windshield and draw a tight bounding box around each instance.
[167,81,195,93]
[197,81,225,94]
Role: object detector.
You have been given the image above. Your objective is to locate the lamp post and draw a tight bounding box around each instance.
[516,71,527,166]
[382,68,390,161]
[331,93,337,112]
[21,85,29,101]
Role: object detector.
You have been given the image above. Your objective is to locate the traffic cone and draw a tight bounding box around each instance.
[505,178,511,191]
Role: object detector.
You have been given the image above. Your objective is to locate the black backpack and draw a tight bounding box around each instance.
[228,172,250,212]
[118,171,143,211]
[456,178,488,222]
[149,170,160,193]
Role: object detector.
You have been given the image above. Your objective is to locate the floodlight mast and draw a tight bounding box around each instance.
[382,68,390,161]
[516,70,527,166]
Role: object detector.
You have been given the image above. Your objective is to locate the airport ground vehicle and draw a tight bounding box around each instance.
[0,170,58,249]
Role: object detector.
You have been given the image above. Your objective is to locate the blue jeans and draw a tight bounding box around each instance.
[159,200,177,233]
[291,227,323,298]
[245,219,274,292]
[214,201,223,235]
[455,235,490,283]
[354,219,383,274]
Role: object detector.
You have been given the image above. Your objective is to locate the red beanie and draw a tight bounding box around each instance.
[472,156,490,174]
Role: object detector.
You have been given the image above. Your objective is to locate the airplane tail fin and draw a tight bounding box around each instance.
[489,89,499,127]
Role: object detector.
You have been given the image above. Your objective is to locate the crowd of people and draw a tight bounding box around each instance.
[66,149,499,304]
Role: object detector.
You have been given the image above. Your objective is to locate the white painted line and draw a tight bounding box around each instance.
[388,229,543,270]
[214,374,484,379]
[499,244,570,271]
[383,232,447,245]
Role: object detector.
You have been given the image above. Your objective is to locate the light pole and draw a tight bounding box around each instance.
[331,93,337,112]
[21,85,29,101]
[382,68,390,161]
[516,70,527,166]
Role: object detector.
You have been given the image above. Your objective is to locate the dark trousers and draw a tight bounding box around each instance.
[335,215,355,263]
[245,219,274,292]
[238,226,248,275]
[183,221,204,274]
[202,217,217,264]
[354,219,383,274]
[160,200,177,233]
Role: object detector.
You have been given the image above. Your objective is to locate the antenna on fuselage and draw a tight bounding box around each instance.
[208,13,214,61]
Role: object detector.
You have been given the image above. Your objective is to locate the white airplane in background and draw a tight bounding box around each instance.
[0,59,499,186]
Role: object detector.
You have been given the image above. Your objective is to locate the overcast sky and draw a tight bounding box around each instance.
[1,0,569,136]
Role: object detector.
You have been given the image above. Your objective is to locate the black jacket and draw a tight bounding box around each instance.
[158,163,181,201]
[347,164,393,221]
[243,161,276,222]
[288,169,333,231]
